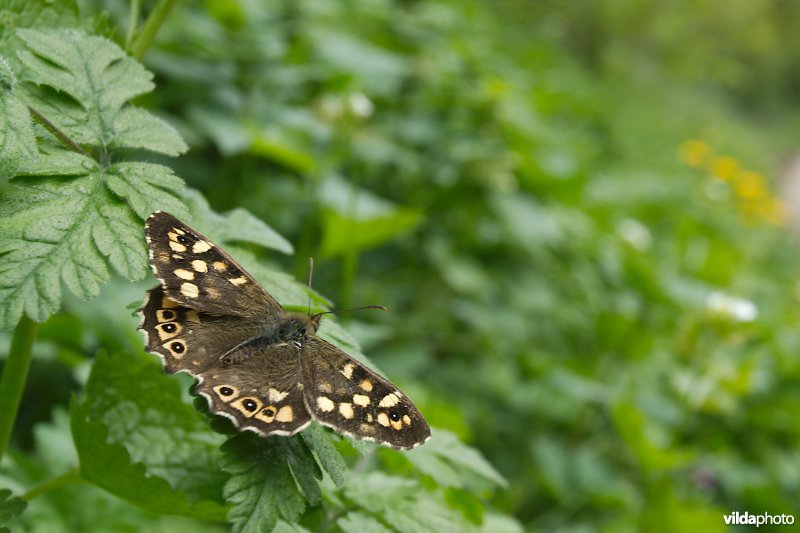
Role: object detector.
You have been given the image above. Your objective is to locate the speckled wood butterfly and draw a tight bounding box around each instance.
[138,211,430,450]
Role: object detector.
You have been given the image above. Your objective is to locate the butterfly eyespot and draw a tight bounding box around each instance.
[263,407,275,417]
[162,323,177,333]
[389,412,401,422]
[177,235,189,244]
[161,310,175,320]
[220,386,234,396]
[171,341,185,353]
[242,399,258,412]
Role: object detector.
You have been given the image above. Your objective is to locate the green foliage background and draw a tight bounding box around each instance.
[3,0,800,531]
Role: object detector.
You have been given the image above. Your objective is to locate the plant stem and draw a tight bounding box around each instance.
[125,0,142,51]
[28,106,89,157]
[22,468,83,501]
[129,0,179,60]
[0,316,38,462]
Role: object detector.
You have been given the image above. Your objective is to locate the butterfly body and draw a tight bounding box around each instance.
[138,212,430,449]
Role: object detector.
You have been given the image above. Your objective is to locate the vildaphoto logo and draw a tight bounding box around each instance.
[723,511,795,526]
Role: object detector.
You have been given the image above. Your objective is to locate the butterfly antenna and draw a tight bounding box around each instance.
[313,305,388,319]
[307,257,314,316]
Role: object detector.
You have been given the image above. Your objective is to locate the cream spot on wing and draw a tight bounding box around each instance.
[340,363,355,379]
[229,276,248,286]
[212,261,228,272]
[167,231,179,241]
[205,287,221,299]
[180,282,199,298]
[169,241,186,253]
[318,382,333,394]
[171,254,184,261]
[339,403,354,419]
[275,405,294,422]
[161,298,179,308]
[359,423,376,435]
[192,240,212,253]
[359,380,373,392]
[378,393,400,408]
[353,394,370,407]
[174,268,194,280]
[191,260,208,272]
[367,413,373,422]
[377,412,390,427]
[268,388,289,402]
[186,310,201,323]
[390,419,403,431]
[403,415,411,426]
[171,227,186,235]
[317,396,335,412]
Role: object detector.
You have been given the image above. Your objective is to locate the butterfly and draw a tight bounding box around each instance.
[137,211,430,450]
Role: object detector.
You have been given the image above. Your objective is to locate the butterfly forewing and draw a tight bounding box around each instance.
[145,211,281,317]
[139,211,431,449]
[140,286,266,374]
[302,338,431,450]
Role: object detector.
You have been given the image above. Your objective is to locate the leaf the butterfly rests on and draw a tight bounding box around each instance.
[138,211,430,450]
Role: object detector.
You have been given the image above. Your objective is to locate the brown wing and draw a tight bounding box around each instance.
[145,211,281,317]
[301,337,430,450]
[195,341,312,436]
[138,286,266,374]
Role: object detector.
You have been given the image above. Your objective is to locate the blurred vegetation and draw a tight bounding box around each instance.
[3,0,800,531]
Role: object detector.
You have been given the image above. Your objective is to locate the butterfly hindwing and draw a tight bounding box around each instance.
[302,337,431,450]
[195,343,312,436]
[145,211,281,317]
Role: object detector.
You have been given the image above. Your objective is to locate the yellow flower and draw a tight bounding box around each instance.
[732,170,766,200]
[680,140,712,167]
[710,155,739,182]
[764,198,788,226]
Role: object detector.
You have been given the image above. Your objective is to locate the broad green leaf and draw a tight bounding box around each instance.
[0,0,82,69]
[405,429,507,489]
[179,188,294,255]
[318,177,422,257]
[337,512,392,533]
[71,351,228,520]
[343,472,466,532]
[0,57,37,178]
[301,423,347,487]
[0,29,188,329]
[0,489,27,527]
[17,29,186,155]
[221,433,318,533]
[0,160,184,329]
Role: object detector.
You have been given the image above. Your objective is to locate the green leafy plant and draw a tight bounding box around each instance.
[0,9,514,532]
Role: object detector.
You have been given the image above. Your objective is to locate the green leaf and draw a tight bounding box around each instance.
[180,188,293,255]
[221,432,320,533]
[343,472,466,532]
[0,29,188,329]
[0,57,37,179]
[405,429,507,489]
[71,351,228,520]
[16,29,186,155]
[300,423,347,487]
[0,489,27,527]
[337,512,392,533]
[318,177,422,257]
